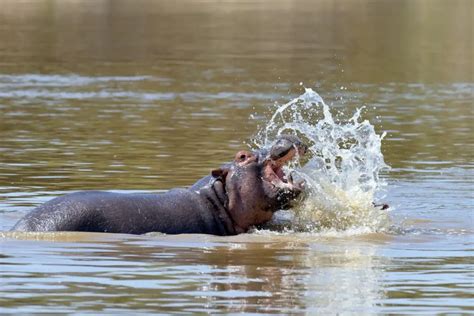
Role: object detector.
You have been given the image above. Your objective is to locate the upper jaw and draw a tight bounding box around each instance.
[269,135,308,163]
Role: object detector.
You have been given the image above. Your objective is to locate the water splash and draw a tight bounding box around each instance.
[253,88,390,232]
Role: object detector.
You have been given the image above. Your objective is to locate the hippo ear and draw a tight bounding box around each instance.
[211,167,229,180]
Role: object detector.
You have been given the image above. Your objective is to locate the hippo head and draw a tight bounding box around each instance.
[211,135,307,233]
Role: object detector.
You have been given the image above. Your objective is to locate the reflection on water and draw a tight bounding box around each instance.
[1,232,472,314]
[0,233,387,314]
[0,0,473,314]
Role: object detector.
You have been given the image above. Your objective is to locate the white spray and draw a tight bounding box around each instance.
[253,88,390,232]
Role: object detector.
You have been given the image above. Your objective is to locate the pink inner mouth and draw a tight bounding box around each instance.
[263,162,291,187]
[262,143,306,189]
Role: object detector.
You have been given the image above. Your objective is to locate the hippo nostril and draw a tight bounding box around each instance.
[235,150,254,163]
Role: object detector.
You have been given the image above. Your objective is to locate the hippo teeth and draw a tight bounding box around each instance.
[267,164,291,186]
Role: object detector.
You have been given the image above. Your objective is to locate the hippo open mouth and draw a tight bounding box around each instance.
[262,136,307,190]
[263,156,299,190]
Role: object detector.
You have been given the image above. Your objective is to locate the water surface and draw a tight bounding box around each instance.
[1,0,473,314]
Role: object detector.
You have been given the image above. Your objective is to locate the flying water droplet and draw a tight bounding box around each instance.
[253,88,390,232]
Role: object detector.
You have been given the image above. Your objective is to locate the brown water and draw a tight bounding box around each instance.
[0,0,473,314]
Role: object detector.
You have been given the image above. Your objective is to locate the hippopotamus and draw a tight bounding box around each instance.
[11,135,307,235]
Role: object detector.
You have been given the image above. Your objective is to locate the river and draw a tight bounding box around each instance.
[0,0,472,314]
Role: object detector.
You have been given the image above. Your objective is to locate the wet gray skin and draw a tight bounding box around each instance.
[11,136,307,235]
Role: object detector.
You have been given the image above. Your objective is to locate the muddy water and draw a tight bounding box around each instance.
[0,0,473,314]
